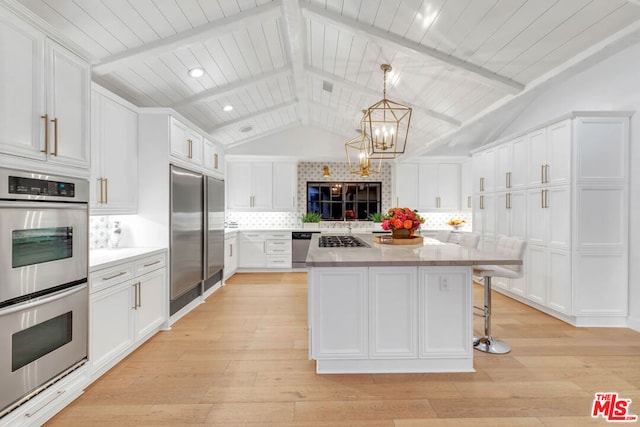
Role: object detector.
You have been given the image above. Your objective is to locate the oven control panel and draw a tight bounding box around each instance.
[9,176,75,197]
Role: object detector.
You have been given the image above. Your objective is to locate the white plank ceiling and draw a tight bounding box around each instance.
[6,0,640,156]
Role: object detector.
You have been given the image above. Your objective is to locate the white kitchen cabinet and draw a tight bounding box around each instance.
[203,138,224,177]
[472,148,495,193]
[237,231,291,269]
[90,87,138,214]
[369,267,417,358]
[527,119,571,187]
[226,162,272,210]
[418,163,460,210]
[473,192,496,247]
[89,250,167,381]
[471,112,629,326]
[272,162,297,210]
[394,163,418,207]
[460,160,472,210]
[224,232,238,280]
[237,231,267,268]
[310,267,368,359]
[170,117,203,166]
[0,13,89,171]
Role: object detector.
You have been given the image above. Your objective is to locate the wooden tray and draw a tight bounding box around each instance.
[374,236,424,245]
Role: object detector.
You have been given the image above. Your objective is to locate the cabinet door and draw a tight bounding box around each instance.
[135,269,166,341]
[226,162,252,209]
[547,248,571,314]
[460,161,472,210]
[418,164,438,209]
[224,236,237,279]
[251,162,273,209]
[547,186,570,249]
[526,245,547,305]
[170,118,201,164]
[496,193,509,237]
[509,191,527,240]
[482,193,497,239]
[91,92,138,214]
[90,282,135,376]
[272,162,296,210]
[546,120,571,186]
[46,40,90,169]
[527,188,546,246]
[0,16,45,160]
[203,139,223,175]
[186,127,203,165]
[495,143,511,192]
[510,136,527,189]
[395,163,418,207]
[369,267,417,358]
[475,149,495,192]
[237,233,266,268]
[527,128,547,187]
[437,164,460,210]
[310,267,368,359]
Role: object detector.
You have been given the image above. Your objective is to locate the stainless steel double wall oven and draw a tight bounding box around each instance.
[0,167,89,418]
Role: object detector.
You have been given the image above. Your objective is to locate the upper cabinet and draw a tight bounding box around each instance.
[226,159,297,211]
[527,119,571,187]
[0,14,89,172]
[394,161,463,211]
[203,138,224,176]
[170,117,203,166]
[394,163,418,208]
[90,87,138,214]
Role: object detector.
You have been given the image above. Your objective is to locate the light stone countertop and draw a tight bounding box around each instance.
[90,247,166,271]
[306,234,521,267]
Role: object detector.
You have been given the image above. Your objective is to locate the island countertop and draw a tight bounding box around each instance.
[306,234,522,267]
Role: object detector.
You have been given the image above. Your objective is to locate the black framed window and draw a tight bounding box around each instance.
[307,182,381,220]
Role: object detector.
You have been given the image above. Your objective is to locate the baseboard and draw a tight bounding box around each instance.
[627,316,640,332]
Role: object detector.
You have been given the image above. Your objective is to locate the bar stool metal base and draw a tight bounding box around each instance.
[473,335,511,354]
[473,274,511,354]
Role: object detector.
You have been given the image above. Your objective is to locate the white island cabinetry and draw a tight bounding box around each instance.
[89,249,167,381]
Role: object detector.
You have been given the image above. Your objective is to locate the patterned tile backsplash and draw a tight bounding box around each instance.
[90,215,111,249]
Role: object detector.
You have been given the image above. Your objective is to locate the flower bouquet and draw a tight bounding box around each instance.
[381,207,425,238]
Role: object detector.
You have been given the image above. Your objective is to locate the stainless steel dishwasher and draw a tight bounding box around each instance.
[292,231,320,268]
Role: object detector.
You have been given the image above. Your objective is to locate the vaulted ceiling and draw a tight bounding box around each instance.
[7,0,640,157]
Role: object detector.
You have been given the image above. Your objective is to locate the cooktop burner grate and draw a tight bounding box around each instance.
[318,235,370,248]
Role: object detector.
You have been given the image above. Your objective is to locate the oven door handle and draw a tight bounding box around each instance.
[0,283,87,316]
[0,201,88,210]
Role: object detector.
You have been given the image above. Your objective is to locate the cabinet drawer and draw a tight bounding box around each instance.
[241,232,265,242]
[135,253,166,276]
[266,240,292,254]
[266,255,291,268]
[90,263,134,292]
[265,232,290,240]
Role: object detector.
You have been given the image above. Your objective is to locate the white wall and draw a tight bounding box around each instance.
[494,41,640,330]
[226,126,348,161]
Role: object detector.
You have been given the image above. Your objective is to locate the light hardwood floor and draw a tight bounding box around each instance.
[47,272,640,426]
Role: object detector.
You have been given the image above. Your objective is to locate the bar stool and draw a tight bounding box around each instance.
[472,236,526,354]
[435,230,452,243]
[458,233,480,249]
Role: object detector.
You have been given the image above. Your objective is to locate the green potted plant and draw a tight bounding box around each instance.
[368,212,384,223]
[301,212,322,229]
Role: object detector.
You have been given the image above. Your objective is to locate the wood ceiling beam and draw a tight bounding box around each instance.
[208,99,298,134]
[302,3,525,95]
[171,67,292,109]
[281,0,309,126]
[92,0,283,75]
[309,67,462,128]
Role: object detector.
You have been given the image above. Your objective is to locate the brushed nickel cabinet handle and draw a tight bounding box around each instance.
[98,178,104,204]
[143,260,160,267]
[545,164,550,183]
[104,178,108,204]
[541,165,545,184]
[480,177,484,192]
[480,195,484,209]
[40,114,49,154]
[50,118,58,156]
[103,271,127,281]
[214,153,219,169]
[467,196,471,208]
[541,190,545,208]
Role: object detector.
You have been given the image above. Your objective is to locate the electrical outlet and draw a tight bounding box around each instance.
[440,278,449,291]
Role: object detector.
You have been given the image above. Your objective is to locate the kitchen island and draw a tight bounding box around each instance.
[306,234,521,374]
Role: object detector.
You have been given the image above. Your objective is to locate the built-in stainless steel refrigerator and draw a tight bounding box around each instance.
[204,176,224,291]
[170,165,204,315]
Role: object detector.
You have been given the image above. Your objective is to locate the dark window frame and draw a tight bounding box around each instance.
[306,181,382,221]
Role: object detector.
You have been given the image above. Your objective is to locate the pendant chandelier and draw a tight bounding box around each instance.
[345,132,381,178]
[362,64,412,159]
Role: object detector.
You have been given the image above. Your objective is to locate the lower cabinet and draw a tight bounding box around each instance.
[309,266,472,373]
[89,250,167,380]
[238,231,291,269]
[224,232,238,280]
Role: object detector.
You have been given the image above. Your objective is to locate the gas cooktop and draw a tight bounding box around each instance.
[319,235,370,248]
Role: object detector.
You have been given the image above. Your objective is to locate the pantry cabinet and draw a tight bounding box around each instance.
[0,13,89,171]
[90,86,138,214]
[471,112,630,326]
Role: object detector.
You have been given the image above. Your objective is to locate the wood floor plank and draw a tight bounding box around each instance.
[44,272,640,426]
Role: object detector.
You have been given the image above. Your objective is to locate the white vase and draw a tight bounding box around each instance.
[109,221,123,248]
[303,223,319,229]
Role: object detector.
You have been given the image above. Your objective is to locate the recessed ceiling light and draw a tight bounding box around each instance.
[223,105,233,112]
[188,67,204,78]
